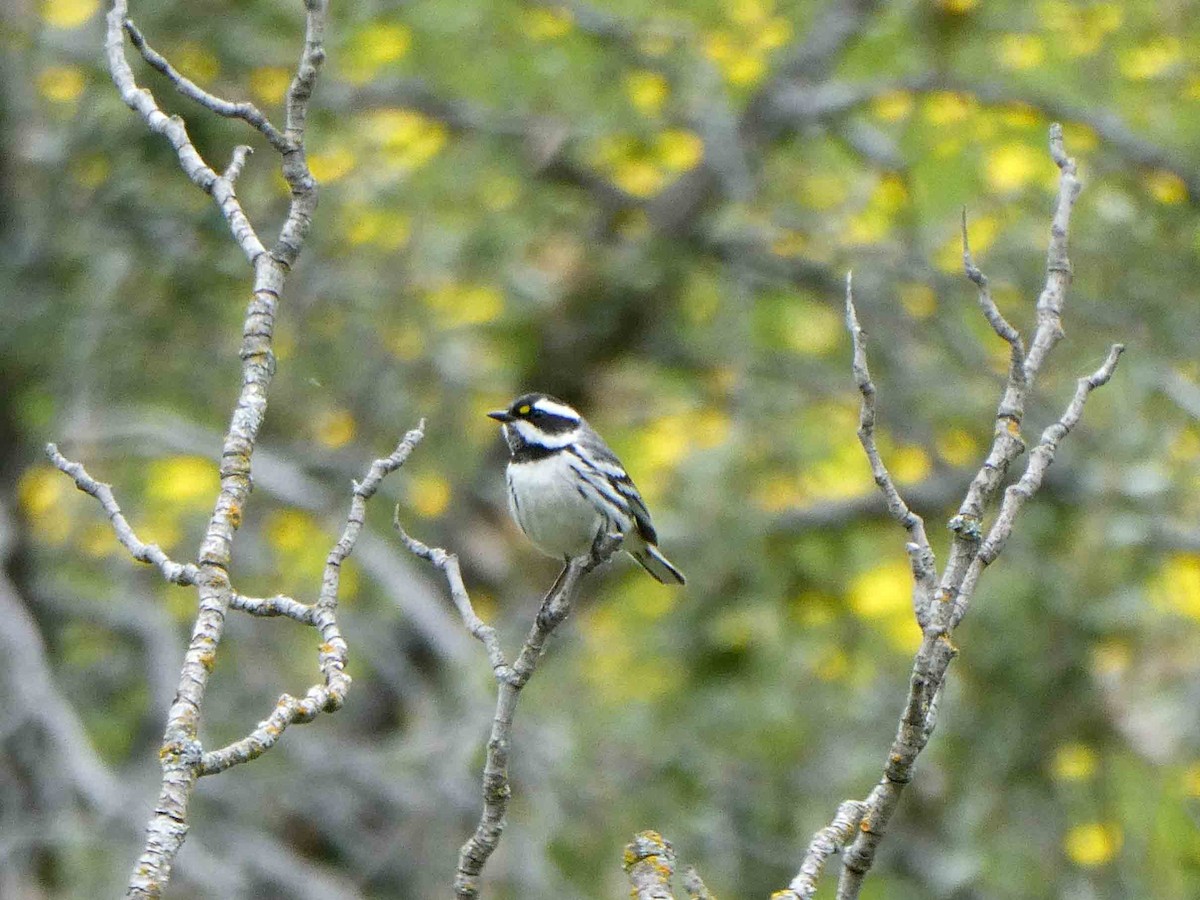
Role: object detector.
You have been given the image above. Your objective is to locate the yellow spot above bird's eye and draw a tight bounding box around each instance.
[518,405,531,415]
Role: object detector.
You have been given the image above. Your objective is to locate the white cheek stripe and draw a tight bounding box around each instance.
[531,398,581,421]
[513,419,579,448]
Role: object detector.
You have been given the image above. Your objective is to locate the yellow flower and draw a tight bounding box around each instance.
[997,33,1045,70]
[899,283,937,320]
[755,17,792,51]
[613,160,666,197]
[656,129,704,172]
[721,50,767,86]
[848,562,911,619]
[1119,38,1181,80]
[1051,743,1099,781]
[307,146,356,183]
[936,426,978,467]
[522,6,572,40]
[1064,822,1122,867]
[923,91,974,125]
[937,0,978,13]
[625,70,669,117]
[365,109,448,172]
[888,444,931,484]
[18,466,66,519]
[781,299,842,356]
[249,66,292,105]
[345,208,412,249]
[871,89,913,122]
[37,66,86,104]
[145,456,218,509]
[342,21,412,85]
[314,409,356,449]
[425,283,504,328]
[409,471,451,518]
[173,43,220,83]
[1142,169,1188,205]
[42,0,99,29]
[986,142,1044,193]
[266,508,322,554]
[1150,553,1200,619]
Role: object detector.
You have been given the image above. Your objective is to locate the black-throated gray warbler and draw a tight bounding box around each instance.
[488,393,685,585]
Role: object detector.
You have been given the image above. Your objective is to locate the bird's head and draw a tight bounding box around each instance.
[488,393,583,453]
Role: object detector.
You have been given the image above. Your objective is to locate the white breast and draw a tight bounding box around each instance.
[506,453,605,559]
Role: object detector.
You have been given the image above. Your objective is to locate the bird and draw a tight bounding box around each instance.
[488,392,685,585]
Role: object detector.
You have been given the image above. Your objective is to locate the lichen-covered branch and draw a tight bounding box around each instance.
[399,516,621,899]
[772,125,1125,900]
[198,429,424,776]
[41,1,336,896]
[624,831,677,900]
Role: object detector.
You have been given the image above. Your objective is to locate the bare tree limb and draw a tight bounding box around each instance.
[43,443,199,586]
[123,19,291,153]
[770,124,1126,900]
[399,513,621,899]
[624,830,677,900]
[199,427,424,776]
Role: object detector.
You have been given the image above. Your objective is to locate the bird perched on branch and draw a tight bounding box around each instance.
[488,393,685,585]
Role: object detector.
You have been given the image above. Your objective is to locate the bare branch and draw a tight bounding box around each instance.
[1024,123,1081,382]
[123,19,290,152]
[200,428,424,776]
[623,831,677,900]
[401,511,620,898]
[950,345,1124,627]
[845,273,937,627]
[774,125,1126,900]
[229,593,315,623]
[394,516,509,680]
[776,799,868,900]
[105,1,266,264]
[962,208,1025,376]
[44,443,198,586]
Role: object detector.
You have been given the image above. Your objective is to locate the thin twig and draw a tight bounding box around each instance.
[950,345,1124,627]
[44,443,199,586]
[845,273,938,628]
[775,800,868,900]
[124,19,291,152]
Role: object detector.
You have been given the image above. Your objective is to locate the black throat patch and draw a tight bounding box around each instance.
[510,442,563,463]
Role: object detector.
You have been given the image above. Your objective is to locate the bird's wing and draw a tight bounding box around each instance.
[572,427,659,545]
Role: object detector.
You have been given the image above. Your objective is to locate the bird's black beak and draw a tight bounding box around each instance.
[487,409,513,423]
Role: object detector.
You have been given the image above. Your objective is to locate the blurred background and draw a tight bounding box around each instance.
[3,0,1200,897]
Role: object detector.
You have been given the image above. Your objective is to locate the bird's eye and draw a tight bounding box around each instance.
[517,404,531,416]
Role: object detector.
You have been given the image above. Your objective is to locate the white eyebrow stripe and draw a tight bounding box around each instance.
[531,398,581,421]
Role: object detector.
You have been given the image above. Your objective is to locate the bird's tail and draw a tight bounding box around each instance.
[629,542,686,585]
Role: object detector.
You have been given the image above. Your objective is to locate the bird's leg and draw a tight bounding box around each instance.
[541,561,571,603]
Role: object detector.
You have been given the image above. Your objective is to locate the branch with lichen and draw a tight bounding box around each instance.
[755,124,1125,900]
[39,1,424,897]
[397,516,621,899]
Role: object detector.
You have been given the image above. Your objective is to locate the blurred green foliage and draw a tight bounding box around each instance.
[4,0,1200,897]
